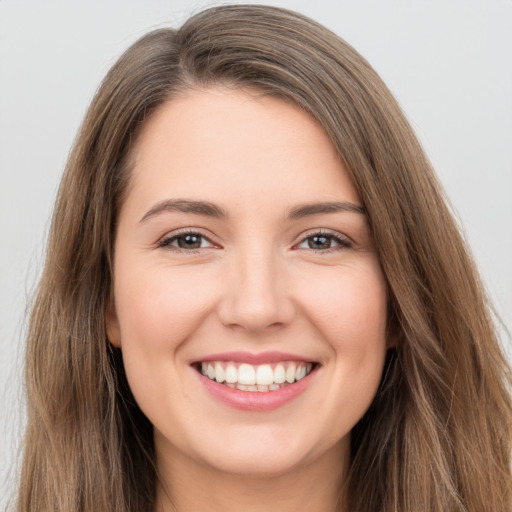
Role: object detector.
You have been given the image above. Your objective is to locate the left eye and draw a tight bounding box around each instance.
[159,232,214,250]
[296,233,351,251]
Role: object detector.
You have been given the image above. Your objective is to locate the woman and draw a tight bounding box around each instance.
[16,4,511,512]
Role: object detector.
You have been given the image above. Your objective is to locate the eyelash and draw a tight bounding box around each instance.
[157,229,215,253]
[295,229,352,253]
[157,229,352,254]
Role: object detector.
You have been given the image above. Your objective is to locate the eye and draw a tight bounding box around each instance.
[295,231,352,252]
[158,231,216,251]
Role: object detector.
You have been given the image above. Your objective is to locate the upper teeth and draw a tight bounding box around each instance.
[200,361,313,386]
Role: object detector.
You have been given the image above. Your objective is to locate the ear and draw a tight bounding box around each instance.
[106,296,122,348]
[386,324,400,349]
[385,299,401,349]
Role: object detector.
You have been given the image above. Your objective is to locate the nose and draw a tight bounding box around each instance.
[216,245,296,333]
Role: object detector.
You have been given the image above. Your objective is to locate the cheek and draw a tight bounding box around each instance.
[299,261,388,352]
[299,261,388,402]
[112,261,223,425]
[114,261,221,351]
[300,263,388,439]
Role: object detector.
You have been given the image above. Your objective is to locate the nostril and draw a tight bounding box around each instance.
[216,274,296,333]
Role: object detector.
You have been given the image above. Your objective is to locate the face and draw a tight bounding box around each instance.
[107,87,389,477]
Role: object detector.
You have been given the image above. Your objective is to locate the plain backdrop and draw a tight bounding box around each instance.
[1,0,511,506]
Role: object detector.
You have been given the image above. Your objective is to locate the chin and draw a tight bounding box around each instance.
[189,427,340,478]
[202,449,307,477]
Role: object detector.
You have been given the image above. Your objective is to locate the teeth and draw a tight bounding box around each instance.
[238,364,256,385]
[285,363,296,383]
[198,360,314,391]
[274,363,286,384]
[296,365,306,381]
[214,362,225,383]
[256,364,273,385]
[225,365,238,384]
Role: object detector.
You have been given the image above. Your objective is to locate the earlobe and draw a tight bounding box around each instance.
[386,326,400,349]
[106,298,122,348]
[386,300,401,349]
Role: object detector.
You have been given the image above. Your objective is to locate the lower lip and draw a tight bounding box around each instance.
[197,369,316,412]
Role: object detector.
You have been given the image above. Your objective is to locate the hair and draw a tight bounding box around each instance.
[16,4,511,512]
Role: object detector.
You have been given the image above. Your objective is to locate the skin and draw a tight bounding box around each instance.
[107,86,390,512]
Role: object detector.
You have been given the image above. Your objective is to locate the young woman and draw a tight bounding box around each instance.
[16,5,511,512]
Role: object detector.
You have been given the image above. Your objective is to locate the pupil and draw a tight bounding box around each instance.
[178,234,201,249]
[309,235,331,250]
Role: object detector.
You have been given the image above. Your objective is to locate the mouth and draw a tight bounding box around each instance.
[192,360,318,393]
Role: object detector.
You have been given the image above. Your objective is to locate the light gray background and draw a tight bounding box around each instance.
[1,0,511,507]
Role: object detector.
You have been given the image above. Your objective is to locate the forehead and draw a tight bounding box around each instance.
[125,86,360,217]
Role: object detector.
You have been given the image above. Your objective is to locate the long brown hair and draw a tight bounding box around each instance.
[16,5,511,511]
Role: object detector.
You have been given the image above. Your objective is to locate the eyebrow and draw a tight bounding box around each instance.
[286,201,366,219]
[140,199,228,222]
[139,199,366,223]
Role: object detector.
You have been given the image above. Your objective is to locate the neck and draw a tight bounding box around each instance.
[154,438,348,512]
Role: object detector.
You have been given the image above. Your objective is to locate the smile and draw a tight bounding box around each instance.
[198,361,314,392]
[193,355,319,411]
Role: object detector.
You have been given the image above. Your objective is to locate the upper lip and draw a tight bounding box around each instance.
[190,351,317,365]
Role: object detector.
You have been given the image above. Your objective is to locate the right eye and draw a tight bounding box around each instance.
[158,231,216,251]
